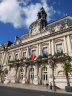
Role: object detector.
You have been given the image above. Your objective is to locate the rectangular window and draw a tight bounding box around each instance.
[23,52,26,58]
[42,47,48,56]
[56,43,63,52]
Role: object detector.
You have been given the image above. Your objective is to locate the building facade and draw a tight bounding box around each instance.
[0,7,72,89]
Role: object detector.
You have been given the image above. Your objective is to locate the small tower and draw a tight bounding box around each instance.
[37,7,47,29]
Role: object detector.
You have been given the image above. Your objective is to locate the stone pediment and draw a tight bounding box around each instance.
[30,45,37,49]
[41,42,49,46]
[54,38,63,43]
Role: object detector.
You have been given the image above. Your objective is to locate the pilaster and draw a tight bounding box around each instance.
[22,66,27,84]
[51,39,54,55]
[66,35,71,54]
[63,36,67,53]
[48,40,51,54]
[39,43,41,56]
[33,65,38,85]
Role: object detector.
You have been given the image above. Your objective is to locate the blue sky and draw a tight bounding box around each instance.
[0,0,72,44]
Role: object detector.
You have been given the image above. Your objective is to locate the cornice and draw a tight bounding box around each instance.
[7,26,72,51]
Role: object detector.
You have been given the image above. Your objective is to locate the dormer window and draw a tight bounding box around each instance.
[54,24,62,32]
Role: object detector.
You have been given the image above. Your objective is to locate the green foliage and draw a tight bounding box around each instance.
[62,62,72,75]
[36,55,48,64]
[57,53,72,87]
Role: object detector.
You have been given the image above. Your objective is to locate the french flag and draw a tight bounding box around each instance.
[31,52,35,60]
[28,46,35,60]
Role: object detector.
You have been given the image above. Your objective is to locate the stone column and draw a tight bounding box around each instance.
[48,40,51,54]
[36,44,39,57]
[63,36,67,53]
[38,67,41,84]
[10,67,16,83]
[19,49,22,59]
[39,44,41,55]
[48,65,52,84]
[66,35,71,54]
[27,47,29,58]
[26,66,30,83]
[12,52,15,60]
[1,53,4,64]
[16,67,21,83]
[51,39,54,55]
[33,65,39,85]
[22,66,27,84]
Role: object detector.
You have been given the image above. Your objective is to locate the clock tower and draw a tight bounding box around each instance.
[29,7,47,36]
[37,7,47,29]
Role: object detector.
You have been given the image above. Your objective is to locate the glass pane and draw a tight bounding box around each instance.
[42,47,48,56]
[56,43,63,52]
[46,74,47,80]
[23,52,26,58]
[44,75,45,80]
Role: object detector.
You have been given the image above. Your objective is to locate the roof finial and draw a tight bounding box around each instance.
[41,1,43,8]
[64,13,68,28]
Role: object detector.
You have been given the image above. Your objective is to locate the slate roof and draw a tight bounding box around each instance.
[47,16,72,29]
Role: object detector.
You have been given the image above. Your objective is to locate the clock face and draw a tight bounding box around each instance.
[32,26,40,35]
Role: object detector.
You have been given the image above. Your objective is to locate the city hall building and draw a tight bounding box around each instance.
[0,7,72,89]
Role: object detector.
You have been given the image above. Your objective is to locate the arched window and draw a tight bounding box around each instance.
[30,68,34,81]
[42,67,48,84]
[20,68,24,80]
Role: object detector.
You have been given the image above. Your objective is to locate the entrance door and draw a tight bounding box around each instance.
[42,67,48,84]
[29,68,34,84]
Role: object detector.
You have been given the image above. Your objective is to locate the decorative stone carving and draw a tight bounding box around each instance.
[54,24,62,32]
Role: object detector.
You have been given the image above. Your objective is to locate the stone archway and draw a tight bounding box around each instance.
[41,67,48,85]
[26,66,31,83]
[26,66,34,84]
[3,68,8,81]
[3,68,8,83]
[29,67,34,84]
[19,67,24,83]
[39,65,48,85]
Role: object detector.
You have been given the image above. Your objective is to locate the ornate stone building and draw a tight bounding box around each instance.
[0,7,72,89]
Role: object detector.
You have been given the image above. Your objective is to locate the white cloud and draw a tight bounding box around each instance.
[0,0,56,28]
[0,0,25,28]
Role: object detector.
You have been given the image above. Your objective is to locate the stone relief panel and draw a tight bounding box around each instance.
[54,24,62,32]
[31,25,40,35]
